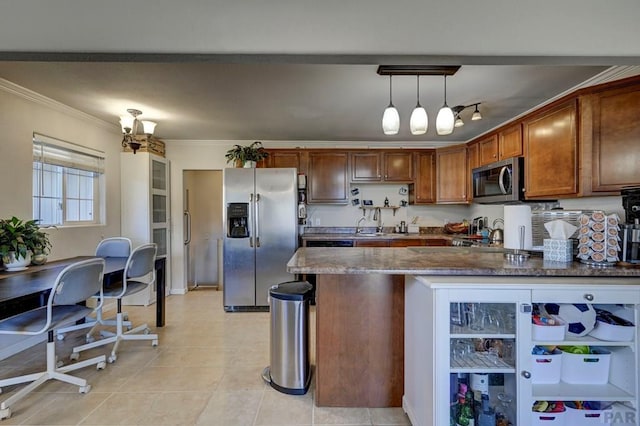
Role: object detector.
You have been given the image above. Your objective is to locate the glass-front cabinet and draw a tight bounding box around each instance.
[404,276,639,426]
[121,152,171,305]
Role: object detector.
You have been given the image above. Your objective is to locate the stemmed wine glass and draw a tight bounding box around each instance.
[496,392,513,426]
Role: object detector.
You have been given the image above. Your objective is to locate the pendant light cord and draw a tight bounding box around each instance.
[443,75,448,107]
[416,75,420,106]
[389,75,394,106]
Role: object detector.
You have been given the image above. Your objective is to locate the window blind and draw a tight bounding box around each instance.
[33,133,105,173]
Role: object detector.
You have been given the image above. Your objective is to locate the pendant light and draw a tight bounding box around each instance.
[436,75,454,135]
[454,115,464,128]
[382,75,400,135]
[409,75,428,135]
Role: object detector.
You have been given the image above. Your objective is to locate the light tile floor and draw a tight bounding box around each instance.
[0,289,412,425]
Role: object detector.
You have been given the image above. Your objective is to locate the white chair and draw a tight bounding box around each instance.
[0,258,107,420]
[71,243,159,363]
[56,237,132,342]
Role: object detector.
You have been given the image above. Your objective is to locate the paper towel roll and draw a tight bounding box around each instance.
[504,205,533,250]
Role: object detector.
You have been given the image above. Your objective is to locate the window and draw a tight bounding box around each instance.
[33,134,105,226]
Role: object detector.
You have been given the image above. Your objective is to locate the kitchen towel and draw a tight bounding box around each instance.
[504,205,533,250]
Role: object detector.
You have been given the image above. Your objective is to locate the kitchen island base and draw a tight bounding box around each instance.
[315,273,404,407]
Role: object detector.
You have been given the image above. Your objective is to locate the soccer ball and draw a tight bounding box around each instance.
[544,303,597,337]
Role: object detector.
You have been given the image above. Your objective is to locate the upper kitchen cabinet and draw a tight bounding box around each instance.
[307,151,349,204]
[498,123,523,160]
[523,99,578,199]
[581,77,640,193]
[436,145,468,204]
[466,142,480,203]
[478,134,499,166]
[409,150,436,204]
[263,149,308,174]
[350,151,414,182]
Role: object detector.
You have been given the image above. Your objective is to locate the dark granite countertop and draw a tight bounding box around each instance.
[300,226,455,241]
[287,247,640,277]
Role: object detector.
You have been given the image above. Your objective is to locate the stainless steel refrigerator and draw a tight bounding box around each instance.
[223,168,298,311]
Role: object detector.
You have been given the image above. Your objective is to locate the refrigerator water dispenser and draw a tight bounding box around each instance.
[227,203,249,238]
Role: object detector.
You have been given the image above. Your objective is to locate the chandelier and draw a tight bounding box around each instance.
[120,109,157,154]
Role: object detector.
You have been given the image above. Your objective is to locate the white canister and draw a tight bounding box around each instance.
[470,373,489,402]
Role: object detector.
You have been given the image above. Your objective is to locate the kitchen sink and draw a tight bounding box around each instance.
[354,232,386,237]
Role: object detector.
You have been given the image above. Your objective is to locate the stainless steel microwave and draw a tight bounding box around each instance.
[471,157,524,204]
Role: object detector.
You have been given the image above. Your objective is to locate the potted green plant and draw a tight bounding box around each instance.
[225,141,269,167]
[0,216,52,270]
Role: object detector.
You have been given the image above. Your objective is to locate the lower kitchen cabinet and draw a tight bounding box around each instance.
[404,275,640,426]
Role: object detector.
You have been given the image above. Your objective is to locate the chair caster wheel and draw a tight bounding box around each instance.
[79,385,91,394]
[144,328,151,335]
[152,340,158,347]
[97,361,106,370]
[85,334,95,343]
[70,352,80,361]
[123,314,129,321]
[57,333,65,341]
[108,355,117,363]
[56,360,64,368]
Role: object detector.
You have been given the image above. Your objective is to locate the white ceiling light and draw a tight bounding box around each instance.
[409,75,428,135]
[381,75,400,135]
[454,116,465,128]
[471,104,483,121]
[120,108,157,154]
[436,76,454,136]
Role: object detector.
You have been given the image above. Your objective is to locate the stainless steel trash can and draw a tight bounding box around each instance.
[262,281,313,395]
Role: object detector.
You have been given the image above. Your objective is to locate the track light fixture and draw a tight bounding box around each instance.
[377,65,481,136]
[451,102,483,129]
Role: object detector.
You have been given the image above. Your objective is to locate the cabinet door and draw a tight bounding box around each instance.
[589,83,640,192]
[499,123,523,160]
[478,134,499,165]
[411,150,436,204]
[436,146,468,204]
[389,239,423,247]
[265,149,308,173]
[467,143,480,203]
[383,151,414,182]
[523,100,578,198]
[307,151,349,204]
[350,152,381,182]
[355,239,389,247]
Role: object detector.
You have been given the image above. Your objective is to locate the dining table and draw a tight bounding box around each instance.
[0,255,166,326]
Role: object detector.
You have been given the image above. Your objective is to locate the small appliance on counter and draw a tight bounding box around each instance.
[621,186,640,264]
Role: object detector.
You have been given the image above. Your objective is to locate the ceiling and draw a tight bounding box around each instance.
[0,61,616,147]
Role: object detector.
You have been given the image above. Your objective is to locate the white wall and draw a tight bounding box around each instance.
[0,85,123,260]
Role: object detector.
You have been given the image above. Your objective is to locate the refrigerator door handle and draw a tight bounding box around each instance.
[255,193,261,247]
[249,193,254,248]
[183,210,192,245]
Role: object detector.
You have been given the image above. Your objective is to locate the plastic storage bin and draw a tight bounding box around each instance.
[532,316,566,341]
[532,349,563,384]
[564,402,612,426]
[560,347,611,385]
[533,410,566,426]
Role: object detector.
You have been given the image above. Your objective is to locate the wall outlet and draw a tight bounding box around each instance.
[314,218,321,226]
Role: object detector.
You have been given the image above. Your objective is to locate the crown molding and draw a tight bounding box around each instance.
[0,78,116,132]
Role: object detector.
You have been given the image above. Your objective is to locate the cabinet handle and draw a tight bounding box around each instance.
[521,371,531,379]
[584,293,595,301]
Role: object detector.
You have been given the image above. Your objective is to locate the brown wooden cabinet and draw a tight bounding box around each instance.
[410,150,436,204]
[350,151,413,182]
[355,240,390,247]
[466,142,480,202]
[436,145,468,204]
[264,149,308,173]
[523,99,578,199]
[307,151,349,204]
[583,80,640,192]
[498,123,523,160]
[478,134,499,165]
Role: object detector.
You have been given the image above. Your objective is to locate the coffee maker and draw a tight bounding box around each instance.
[621,187,640,263]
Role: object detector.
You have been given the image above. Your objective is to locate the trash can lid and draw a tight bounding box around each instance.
[270,281,313,301]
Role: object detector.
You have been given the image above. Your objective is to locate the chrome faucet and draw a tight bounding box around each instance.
[355,216,366,234]
[375,208,383,233]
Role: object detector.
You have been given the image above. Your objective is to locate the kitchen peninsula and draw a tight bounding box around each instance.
[286,246,640,415]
